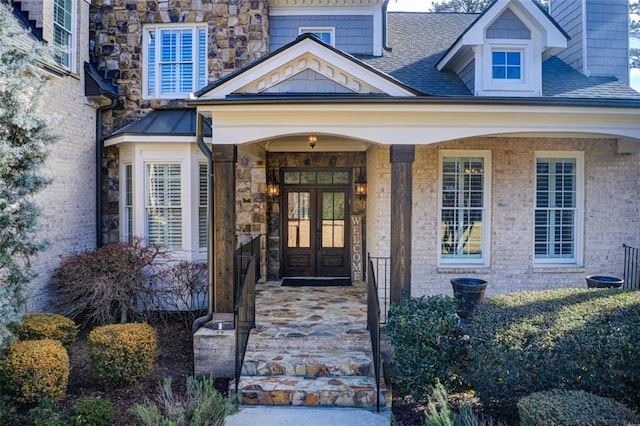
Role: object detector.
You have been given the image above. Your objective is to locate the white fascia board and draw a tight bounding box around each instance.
[104,135,212,147]
[200,103,640,146]
[198,38,415,98]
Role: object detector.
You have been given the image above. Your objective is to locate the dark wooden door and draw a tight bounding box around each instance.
[283,188,349,277]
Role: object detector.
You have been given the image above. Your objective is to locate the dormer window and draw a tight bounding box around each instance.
[299,27,335,47]
[53,0,75,71]
[492,50,522,80]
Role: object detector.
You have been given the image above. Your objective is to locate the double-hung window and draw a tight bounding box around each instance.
[439,151,491,266]
[534,152,583,266]
[145,163,182,249]
[144,25,208,98]
[53,0,74,70]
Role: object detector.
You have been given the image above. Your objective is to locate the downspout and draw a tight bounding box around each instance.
[382,0,392,52]
[193,112,215,332]
[96,97,117,248]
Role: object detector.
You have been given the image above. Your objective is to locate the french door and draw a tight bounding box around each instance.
[282,187,349,277]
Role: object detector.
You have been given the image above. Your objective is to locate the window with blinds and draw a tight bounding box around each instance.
[199,163,208,249]
[534,153,583,265]
[53,0,74,69]
[145,25,207,98]
[439,151,491,266]
[145,163,182,249]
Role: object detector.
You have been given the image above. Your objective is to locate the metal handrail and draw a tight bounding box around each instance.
[233,235,261,392]
[367,253,382,412]
[623,244,639,290]
[367,255,390,324]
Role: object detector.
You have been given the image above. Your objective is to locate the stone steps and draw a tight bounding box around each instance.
[246,329,371,352]
[236,375,384,407]
[242,349,373,377]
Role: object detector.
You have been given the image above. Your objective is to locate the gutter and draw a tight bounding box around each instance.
[96,97,118,248]
[382,0,392,52]
[193,112,215,333]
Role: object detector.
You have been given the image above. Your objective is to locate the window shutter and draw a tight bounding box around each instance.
[148,30,156,96]
[198,28,207,90]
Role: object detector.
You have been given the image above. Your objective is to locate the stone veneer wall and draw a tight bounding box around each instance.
[364,138,640,298]
[266,151,366,280]
[89,0,270,242]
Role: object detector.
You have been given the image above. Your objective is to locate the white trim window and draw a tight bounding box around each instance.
[438,151,492,266]
[53,0,75,70]
[198,163,208,249]
[534,152,584,266]
[299,27,335,46]
[145,163,183,249]
[144,25,208,98]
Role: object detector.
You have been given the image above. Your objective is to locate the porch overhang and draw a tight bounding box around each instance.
[189,98,640,147]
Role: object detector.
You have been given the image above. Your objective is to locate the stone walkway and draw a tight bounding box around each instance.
[235,280,386,409]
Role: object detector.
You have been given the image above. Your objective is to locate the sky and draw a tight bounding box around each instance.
[388,0,640,92]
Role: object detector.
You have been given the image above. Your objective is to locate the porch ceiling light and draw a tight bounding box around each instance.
[266,167,279,200]
[355,168,367,200]
[308,134,317,149]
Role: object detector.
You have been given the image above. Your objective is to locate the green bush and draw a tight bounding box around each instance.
[0,395,18,426]
[0,339,69,404]
[88,323,158,385]
[14,313,78,349]
[130,376,238,426]
[27,399,65,426]
[386,296,467,401]
[69,396,117,426]
[518,389,640,426]
[466,289,640,422]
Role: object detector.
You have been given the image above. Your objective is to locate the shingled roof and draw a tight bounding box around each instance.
[358,12,640,100]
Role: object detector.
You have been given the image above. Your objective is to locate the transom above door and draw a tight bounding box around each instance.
[282,169,350,278]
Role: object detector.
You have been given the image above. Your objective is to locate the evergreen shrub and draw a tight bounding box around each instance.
[88,323,158,385]
[14,313,78,349]
[0,339,69,404]
[386,295,467,401]
[518,389,639,426]
[69,396,118,426]
[466,289,640,422]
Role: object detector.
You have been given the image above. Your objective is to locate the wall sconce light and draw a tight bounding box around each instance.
[266,167,279,200]
[308,134,317,149]
[355,167,367,199]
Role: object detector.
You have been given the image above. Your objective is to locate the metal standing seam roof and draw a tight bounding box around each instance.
[108,109,212,138]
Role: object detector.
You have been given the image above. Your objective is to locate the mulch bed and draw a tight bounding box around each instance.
[14,316,420,424]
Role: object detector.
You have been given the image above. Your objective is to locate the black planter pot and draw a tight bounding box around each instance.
[451,278,488,319]
[585,275,624,289]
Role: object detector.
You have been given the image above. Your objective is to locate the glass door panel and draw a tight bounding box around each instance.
[321,192,345,248]
[287,191,310,248]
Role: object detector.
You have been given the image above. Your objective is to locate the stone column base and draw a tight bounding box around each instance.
[193,313,236,378]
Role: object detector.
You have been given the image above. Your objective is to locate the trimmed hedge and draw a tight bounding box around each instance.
[386,296,467,401]
[518,389,640,426]
[69,396,118,426]
[14,313,78,349]
[88,323,158,385]
[466,289,640,422]
[0,339,70,404]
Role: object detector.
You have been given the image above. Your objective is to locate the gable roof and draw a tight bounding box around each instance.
[194,33,423,99]
[357,12,640,100]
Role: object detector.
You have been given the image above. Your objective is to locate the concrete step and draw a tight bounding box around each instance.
[236,375,386,408]
[242,350,373,377]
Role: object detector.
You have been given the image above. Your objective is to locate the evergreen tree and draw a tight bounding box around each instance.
[0,3,58,350]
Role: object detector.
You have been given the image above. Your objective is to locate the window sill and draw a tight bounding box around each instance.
[437,267,491,274]
[532,267,585,273]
